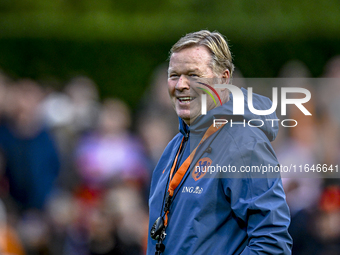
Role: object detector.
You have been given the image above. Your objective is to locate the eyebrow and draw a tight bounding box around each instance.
[168,68,202,74]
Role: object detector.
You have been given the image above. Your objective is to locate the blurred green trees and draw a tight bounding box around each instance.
[1,0,340,41]
[0,0,339,107]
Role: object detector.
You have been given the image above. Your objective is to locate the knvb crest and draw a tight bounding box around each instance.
[192,157,212,181]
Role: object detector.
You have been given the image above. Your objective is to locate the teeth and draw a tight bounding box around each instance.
[179,97,193,101]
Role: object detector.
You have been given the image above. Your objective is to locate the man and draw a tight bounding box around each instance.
[147,30,292,255]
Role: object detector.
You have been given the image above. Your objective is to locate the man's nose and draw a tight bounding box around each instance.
[175,75,190,91]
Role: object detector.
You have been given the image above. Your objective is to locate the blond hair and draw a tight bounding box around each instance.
[170,30,234,76]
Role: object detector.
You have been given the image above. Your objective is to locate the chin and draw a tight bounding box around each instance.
[176,107,203,124]
[178,114,191,122]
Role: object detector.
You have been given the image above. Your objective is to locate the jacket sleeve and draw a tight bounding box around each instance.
[224,141,293,255]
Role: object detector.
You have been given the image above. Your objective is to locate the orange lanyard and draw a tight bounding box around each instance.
[164,123,225,226]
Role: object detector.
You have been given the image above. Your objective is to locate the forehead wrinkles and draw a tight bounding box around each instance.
[169,46,212,72]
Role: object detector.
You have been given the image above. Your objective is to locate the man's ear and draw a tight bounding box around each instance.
[222,69,230,82]
[220,69,230,91]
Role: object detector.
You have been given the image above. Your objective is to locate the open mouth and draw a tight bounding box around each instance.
[178,97,195,103]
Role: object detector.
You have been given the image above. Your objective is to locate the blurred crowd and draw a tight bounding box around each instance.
[0,74,166,255]
[0,56,340,255]
[272,57,340,255]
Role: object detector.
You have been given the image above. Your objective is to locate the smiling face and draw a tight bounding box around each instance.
[168,46,229,125]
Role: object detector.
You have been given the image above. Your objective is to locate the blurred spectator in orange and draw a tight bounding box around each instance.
[0,199,25,255]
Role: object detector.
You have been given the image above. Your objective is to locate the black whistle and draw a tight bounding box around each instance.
[150,217,165,240]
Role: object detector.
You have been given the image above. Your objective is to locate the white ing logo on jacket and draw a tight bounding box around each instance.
[182,186,204,194]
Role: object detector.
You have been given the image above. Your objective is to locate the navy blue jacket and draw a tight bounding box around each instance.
[147,88,292,255]
[0,122,60,210]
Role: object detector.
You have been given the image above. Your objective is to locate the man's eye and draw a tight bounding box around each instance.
[169,74,179,79]
[189,74,199,77]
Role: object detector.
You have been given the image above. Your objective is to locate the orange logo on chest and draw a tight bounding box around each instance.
[192,157,212,181]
